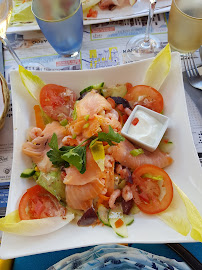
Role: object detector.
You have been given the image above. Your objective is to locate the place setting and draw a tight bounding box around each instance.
[0,0,202,269]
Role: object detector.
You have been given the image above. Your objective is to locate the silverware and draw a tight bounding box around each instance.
[183,53,202,90]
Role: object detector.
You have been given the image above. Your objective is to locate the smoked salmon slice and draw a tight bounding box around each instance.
[64,149,102,186]
[76,91,112,118]
[108,139,173,169]
[66,180,104,210]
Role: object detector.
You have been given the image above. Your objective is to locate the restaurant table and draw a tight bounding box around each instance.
[0,10,202,270]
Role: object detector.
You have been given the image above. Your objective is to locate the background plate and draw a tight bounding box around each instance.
[7,0,171,33]
[1,53,202,259]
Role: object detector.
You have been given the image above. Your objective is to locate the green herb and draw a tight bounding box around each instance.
[60,119,68,126]
[130,148,144,157]
[72,134,77,139]
[84,114,89,121]
[47,126,124,174]
[72,101,78,121]
[142,173,163,181]
[98,126,125,146]
[62,146,87,174]
[83,123,89,129]
[47,133,72,168]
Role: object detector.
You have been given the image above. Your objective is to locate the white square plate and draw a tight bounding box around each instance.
[1,53,202,259]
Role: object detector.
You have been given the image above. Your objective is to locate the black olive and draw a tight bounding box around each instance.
[122,199,134,215]
[77,207,98,226]
[110,97,131,108]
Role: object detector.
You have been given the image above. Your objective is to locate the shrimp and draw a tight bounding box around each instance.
[109,189,121,209]
[122,185,133,202]
[29,127,43,140]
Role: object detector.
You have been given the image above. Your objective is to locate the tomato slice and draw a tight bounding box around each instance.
[131,164,173,214]
[19,185,66,220]
[124,85,164,113]
[40,84,76,121]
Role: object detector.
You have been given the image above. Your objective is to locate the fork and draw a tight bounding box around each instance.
[182,53,202,90]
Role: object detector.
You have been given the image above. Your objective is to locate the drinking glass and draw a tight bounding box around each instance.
[126,0,160,61]
[168,0,202,53]
[0,0,23,66]
[32,0,83,57]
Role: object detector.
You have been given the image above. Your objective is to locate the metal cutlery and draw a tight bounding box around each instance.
[183,53,202,90]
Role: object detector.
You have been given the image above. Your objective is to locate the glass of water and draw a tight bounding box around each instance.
[168,0,202,53]
[32,0,83,57]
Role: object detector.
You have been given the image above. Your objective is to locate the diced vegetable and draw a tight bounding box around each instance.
[142,173,163,181]
[130,148,144,157]
[60,119,68,126]
[20,168,36,178]
[109,204,128,238]
[159,140,174,153]
[97,204,110,226]
[34,105,46,130]
[124,214,134,226]
[80,82,104,96]
[101,84,127,98]
[130,204,140,215]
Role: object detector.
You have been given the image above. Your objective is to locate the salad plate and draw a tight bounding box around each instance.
[7,0,171,33]
[1,52,202,259]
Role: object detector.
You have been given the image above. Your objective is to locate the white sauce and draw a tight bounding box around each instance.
[128,109,163,146]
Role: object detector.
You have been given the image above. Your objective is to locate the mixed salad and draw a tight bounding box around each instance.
[17,64,175,238]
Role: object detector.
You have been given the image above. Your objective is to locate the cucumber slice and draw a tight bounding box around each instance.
[20,168,36,178]
[101,84,127,98]
[130,204,140,215]
[80,82,104,95]
[109,204,128,238]
[124,214,134,226]
[97,204,110,227]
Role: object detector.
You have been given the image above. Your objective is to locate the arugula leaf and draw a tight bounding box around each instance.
[98,126,125,146]
[62,146,87,174]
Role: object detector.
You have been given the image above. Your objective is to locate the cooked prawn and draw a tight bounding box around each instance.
[109,189,121,209]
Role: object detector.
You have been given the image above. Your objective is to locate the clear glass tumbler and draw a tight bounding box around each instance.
[32,0,83,57]
[168,0,202,53]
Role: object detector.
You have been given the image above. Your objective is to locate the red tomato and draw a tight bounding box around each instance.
[87,8,98,18]
[131,165,173,214]
[19,185,66,220]
[132,117,139,126]
[124,85,164,113]
[40,84,76,121]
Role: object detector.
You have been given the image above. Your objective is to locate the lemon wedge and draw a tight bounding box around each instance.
[143,43,171,90]
[19,65,45,101]
[0,210,74,236]
[90,140,105,171]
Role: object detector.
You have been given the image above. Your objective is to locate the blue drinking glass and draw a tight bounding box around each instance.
[32,0,83,57]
